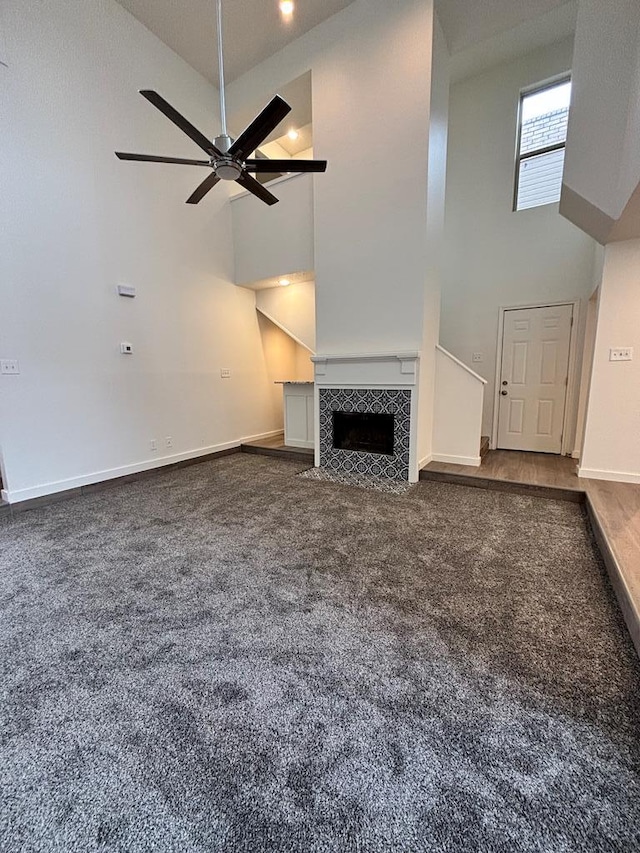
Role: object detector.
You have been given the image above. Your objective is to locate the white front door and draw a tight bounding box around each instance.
[497,304,573,453]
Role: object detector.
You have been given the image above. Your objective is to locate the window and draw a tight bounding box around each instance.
[514,78,571,211]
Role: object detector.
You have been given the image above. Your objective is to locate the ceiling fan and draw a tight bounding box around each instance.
[115,0,326,206]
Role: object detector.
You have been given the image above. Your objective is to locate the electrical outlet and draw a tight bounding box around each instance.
[610,347,633,362]
[472,352,483,363]
[0,359,20,375]
[150,439,157,452]
[220,368,231,379]
[165,436,173,448]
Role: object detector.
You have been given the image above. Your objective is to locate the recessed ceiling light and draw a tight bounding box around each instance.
[279,0,294,18]
[287,128,299,141]
[279,278,291,286]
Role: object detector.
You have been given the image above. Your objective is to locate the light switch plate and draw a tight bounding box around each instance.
[472,352,483,363]
[610,347,633,362]
[220,368,231,379]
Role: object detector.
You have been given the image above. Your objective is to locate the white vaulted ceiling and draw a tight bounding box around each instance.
[435,0,574,54]
[114,0,357,86]
[115,0,578,89]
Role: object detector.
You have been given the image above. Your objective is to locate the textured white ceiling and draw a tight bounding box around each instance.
[114,0,578,110]
[115,0,357,86]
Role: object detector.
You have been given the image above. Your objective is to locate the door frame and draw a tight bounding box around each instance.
[491,299,581,455]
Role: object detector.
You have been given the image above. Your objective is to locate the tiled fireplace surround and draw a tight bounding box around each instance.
[310,352,420,482]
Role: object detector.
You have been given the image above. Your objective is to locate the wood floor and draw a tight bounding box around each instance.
[424,450,584,492]
[241,433,314,463]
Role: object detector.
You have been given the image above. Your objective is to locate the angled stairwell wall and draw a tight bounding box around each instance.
[255,281,315,353]
[432,346,486,467]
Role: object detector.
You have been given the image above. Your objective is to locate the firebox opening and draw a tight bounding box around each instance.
[332,411,395,456]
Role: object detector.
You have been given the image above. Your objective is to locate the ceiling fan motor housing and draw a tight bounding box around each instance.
[214,159,242,180]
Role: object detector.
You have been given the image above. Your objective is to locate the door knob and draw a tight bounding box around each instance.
[501,390,508,396]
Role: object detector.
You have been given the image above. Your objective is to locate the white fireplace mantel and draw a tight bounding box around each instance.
[311,351,420,386]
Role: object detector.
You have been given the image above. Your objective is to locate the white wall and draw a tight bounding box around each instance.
[226,0,438,354]
[419,16,449,467]
[440,38,597,442]
[256,313,296,426]
[231,173,314,286]
[255,281,316,351]
[579,238,640,483]
[0,0,281,501]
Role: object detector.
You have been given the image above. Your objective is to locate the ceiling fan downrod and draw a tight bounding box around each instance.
[214,0,231,153]
[114,0,327,205]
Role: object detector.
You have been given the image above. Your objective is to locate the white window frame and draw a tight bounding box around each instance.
[513,74,571,212]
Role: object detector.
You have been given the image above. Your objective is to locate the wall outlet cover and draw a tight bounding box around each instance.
[609,347,633,362]
[472,352,483,363]
[120,342,133,354]
[0,359,20,375]
[220,368,231,378]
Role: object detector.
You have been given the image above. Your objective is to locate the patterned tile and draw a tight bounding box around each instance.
[299,466,416,495]
[318,388,412,480]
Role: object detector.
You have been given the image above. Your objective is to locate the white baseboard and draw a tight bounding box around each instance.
[577,467,640,485]
[1,489,8,503]
[418,454,433,471]
[432,453,482,467]
[2,429,283,504]
[571,451,581,459]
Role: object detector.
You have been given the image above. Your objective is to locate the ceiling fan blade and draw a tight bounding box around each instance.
[236,173,279,206]
[186,172,221,204]
[115,152,211,166]
[228,96,291,159]
[244,159,327,173]
[140,90,222,157]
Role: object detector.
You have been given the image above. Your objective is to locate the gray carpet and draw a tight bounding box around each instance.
[1,454,639,852]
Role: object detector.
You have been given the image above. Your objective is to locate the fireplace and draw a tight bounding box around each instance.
[332,411,394,456]
[318,388,411,479]
[312,352,419,482]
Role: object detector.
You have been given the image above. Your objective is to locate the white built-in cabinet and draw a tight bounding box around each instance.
[276,382,314,449]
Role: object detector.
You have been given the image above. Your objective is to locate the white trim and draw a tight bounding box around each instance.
[1,430,283,504]
[311,351,420,362]
[418,454,433,471]
[229,170,307,201]
[491,300,580,454]
[578,467,640,485]
[256,305,315,353]
[1,489,8,503]
[432,453,482,467]
[435,345,487,384]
